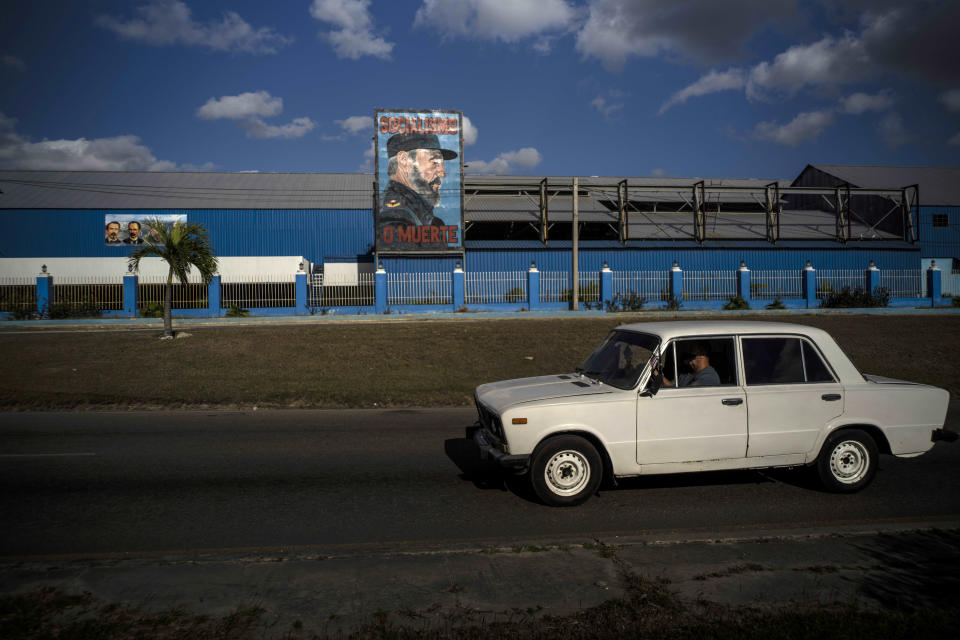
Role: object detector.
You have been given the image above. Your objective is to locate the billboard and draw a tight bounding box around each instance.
[104,214,186,246]
[375,109,463,253]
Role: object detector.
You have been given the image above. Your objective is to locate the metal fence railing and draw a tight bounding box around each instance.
[137,276,208,309]
[0,277,38,312]
[221,274,295,308]
[815,269,863,299]
[612,271,670,301]
[880,269,923,298]
[310,272,375,307]
[683,270,736,300]
[539,271,569,303]
[465,271,526,304]
[387,272,452,305]
[53,276,123,311]
[751,270,802,299]
[943,270,960,297]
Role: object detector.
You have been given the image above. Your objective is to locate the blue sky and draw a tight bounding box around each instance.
[1,0,958,180]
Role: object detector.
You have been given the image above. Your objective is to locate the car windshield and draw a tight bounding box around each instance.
[577,330,660,390]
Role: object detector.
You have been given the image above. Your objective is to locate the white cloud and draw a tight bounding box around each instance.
[2,54,25,71]
[753,109,836,146]
[415,0,575,43]
[335,115,374,135]
[466,147,542,174]
[746,33,872,101]
[576,0,795,72]
[0,111,207,170]
[96,0,291,54]
[650,168,666,177]
[196,91,283,120]
[659,68,745,114]
[239,117,316,140]
[939,89,960,112]
[838,90,894,114]
[462,115,478,146]
[878,112,911,147]
[310,0,394,59]
[591,94,625,119]
[196,91,313,140]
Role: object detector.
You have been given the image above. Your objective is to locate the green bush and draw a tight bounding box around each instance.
[766,297,786,310]
[606,292,646,312]
[44,300,101,319]
[820,286,890,308]
[504,287,525,303]
[952,296,960,308]
[225,304,250,318]
[139,302,164,318]
[723,295,750,310]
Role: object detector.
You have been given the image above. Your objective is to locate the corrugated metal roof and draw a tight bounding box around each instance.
[0,171,375,209]
[0,170,789,210]
[806,165,960,206]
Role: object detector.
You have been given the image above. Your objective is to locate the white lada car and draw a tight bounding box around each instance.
[471,321,953,506]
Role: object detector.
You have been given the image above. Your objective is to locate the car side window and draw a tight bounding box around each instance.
[662,337,737,388]
[742,337,836,385]
[802,340,835,382]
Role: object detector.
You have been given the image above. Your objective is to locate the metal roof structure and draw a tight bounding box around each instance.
[0,169,913,244]
[0,171,374,209]
[800,165,960,206]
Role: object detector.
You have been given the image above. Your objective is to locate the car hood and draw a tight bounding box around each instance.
[475,373,614,414]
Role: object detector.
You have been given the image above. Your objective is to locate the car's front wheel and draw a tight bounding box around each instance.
[815,428,878,493]
[530,435,603,507]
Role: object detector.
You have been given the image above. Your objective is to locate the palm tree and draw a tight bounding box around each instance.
[128,218,218,338]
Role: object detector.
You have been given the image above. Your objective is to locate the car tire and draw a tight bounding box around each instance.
[815,429,878,493]
[530,435,603,507]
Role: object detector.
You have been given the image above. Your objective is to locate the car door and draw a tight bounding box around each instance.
[740,335,844,457]
[636,336,748,465]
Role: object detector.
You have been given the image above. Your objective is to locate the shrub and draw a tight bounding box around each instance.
[766,297,786,310]
[44,300,101,319]
[664,297,682,311]
[820,286,890,308]
[504,287,525,303]
[606,293,646,312]
[723,296,750,310]
[225,304,250,318]
[952,296,960,308]
[139,302,164,318]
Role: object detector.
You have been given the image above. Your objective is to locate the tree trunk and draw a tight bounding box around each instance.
[163,269,174,337]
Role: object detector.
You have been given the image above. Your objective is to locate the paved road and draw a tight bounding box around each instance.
[2,404,959,558]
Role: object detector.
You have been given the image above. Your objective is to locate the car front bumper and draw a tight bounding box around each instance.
[466,423,530,472]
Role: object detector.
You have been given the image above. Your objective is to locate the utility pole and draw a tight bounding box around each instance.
[571,176,579,310]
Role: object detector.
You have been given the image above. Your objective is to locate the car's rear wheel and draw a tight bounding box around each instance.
[815,429,878,493]
[530,435,602,507]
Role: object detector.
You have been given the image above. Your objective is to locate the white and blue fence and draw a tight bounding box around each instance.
[0,260,951,318]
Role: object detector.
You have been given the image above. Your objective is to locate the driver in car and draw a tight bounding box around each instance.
[662,342,720,387]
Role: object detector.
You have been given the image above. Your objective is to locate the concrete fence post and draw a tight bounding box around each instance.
[669,261,682,304]
[374,261,387,313]
[123,272,138,317]
[600,261,613,308]
[208,274,222,317]
[527,262,540,310]
[452,261,465,310]
[737,261,751,303]
[927,260,942,307]
[36,266,52,314]
[865,260,880,295]
[295,270,308,314]
[803,260,817,308]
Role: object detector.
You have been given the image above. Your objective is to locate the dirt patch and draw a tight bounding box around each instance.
[1,314,957,410]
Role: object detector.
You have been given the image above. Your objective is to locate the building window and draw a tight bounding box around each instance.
[932,213,949,228]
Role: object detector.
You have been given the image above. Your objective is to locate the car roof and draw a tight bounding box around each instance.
[615,320,832,342]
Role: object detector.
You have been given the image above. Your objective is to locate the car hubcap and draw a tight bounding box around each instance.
[829,440,869,484]
[544,450,590,496]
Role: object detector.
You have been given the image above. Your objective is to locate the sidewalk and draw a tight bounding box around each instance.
[3,522,958,634]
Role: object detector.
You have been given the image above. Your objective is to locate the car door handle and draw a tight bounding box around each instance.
[821,393,842,401]
[722,398,743,406]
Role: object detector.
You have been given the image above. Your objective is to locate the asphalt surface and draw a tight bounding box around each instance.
[1,405,959,632]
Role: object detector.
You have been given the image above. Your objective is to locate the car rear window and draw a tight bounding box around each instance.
[742,337,835,385]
